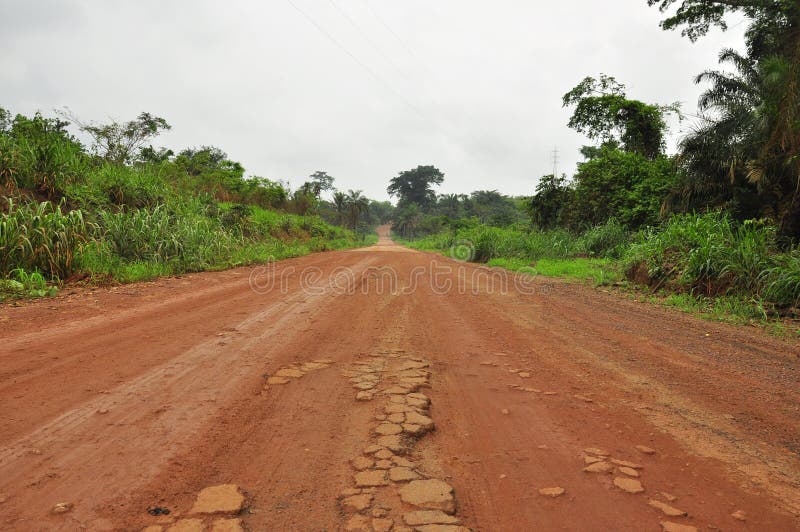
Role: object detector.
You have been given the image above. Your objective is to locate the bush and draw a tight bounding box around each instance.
[623,212,799,310]
[0,198,88,279]
[67,163,170,209]
[1,112,87,198]
[575,219,630,258]
[95,204,235,269]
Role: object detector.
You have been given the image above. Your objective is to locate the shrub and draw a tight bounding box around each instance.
[0,198,88,279]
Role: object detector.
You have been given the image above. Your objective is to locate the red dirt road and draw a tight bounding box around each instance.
[1,227,799,531]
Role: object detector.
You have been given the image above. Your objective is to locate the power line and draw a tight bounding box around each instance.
[285,0,425,118]
[362,0,425,67]
[328,0,412,82]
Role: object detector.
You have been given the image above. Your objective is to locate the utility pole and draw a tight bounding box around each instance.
[551,146,559,178]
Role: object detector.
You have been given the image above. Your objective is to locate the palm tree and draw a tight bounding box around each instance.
[394,204,421,238]
[345,190,369,231]
[666,47,799,235]
[332,191,347,227]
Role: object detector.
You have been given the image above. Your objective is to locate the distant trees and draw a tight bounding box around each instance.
[345,190,370,230]
[332,191,348,226]
[387,165,444,208]
[301,171,335,198]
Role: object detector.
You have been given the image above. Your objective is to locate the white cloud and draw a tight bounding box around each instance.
[0,0,746,200]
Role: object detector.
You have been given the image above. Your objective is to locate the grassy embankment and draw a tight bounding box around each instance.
[0,112,370,301]
[403,215,800,335]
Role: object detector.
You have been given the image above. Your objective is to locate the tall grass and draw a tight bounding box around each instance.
[408,213,800,313]
[408,219,629,262]
[0,199,87,279]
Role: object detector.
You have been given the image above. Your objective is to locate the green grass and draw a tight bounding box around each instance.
[0,268,59,301]
[402,215,800,337]
[488,257,621,285]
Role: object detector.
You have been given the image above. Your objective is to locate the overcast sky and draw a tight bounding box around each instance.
[0,0,746,201]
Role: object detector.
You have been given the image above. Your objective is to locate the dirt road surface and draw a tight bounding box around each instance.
[1,226,799,531]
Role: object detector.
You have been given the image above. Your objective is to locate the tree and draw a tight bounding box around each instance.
[436,193,466,219]
[369,200,395,224]
[663,48,768,220]
[393,203,422,238]
[332,191,348,226]
[528,174,574,229]
[571,146,678,229]
[649,0,800,238]
[387,165,445,208]
[61,110,171,164]
[647,0,794,42]
[464,190,522,227]
[2,111,86,198]
[563,75,679,159]
[0,107,11,132]
[345,189,370,230]
[304,171,335,198]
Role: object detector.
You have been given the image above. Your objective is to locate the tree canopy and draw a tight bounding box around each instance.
[563,75,679,159]
[387,165,444,208]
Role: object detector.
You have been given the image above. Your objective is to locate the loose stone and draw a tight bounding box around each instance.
[403,510,461,526]
[189,485,244,514]
[398,479,456,514]
[613,477,644,494]
[341,493,374,513]
[660,522,698,532]
[355,470,389,487]
[583,461,613,473]
[210,518,244,532]
[390,466,421,482]
[648,499,687,517]
[538,487,566,498]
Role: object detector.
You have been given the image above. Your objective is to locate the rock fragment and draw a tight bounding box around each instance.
[51,502,73,514]
[345,514,371,531]
[538,487,566,497]
[660,522,698,532]
[275,368,304,378]
[403,510,461,526]
[375,423,403,436]
[390,466,421,482]
[583,461,613,473]
[355,470,389,487]
[356,391,374,401]
[210,518,244,532]
[399,479,456,514]
[371,518,394,531]
[618,466,639,477]
[610,459,643,469]
[190,485,244,515]
[583,447,609,456]
[341,493,374,513]
[649,499,687,517]
[352,456,374,470]
[613,477,644,494]
[636,445,656,455]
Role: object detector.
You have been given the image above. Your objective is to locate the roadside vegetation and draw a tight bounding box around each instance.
[0,109,386,301]
[395,0,800,333]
